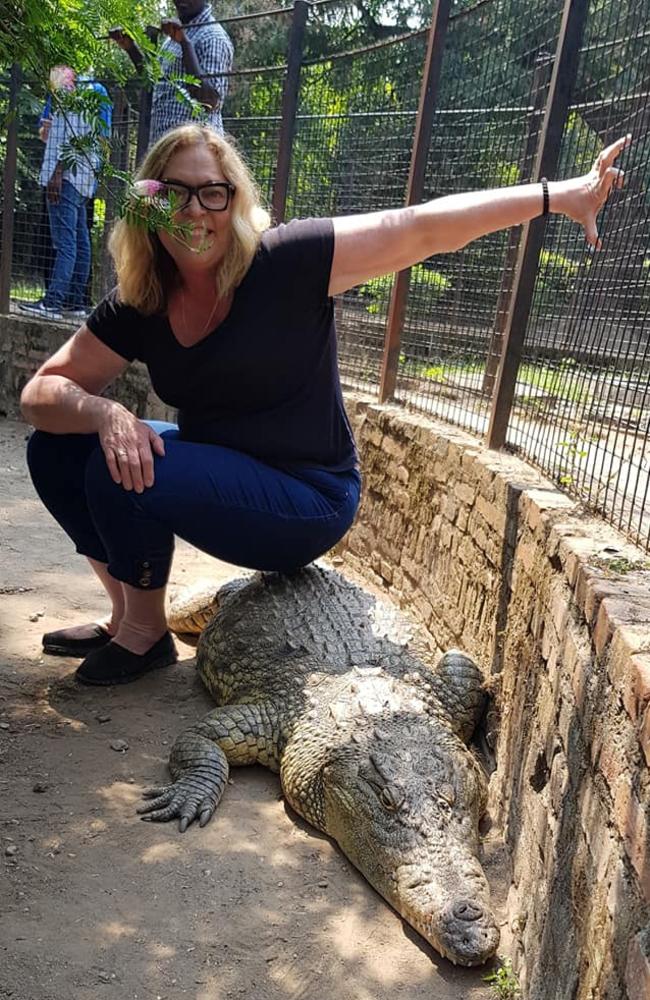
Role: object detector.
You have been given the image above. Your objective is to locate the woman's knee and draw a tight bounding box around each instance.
[27,429,98,488]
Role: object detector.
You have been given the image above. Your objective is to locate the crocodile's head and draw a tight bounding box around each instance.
[322,716,499,966]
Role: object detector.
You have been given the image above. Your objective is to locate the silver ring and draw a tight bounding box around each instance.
[116,450,127,458]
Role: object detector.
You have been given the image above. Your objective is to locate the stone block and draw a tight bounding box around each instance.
[610,625,650,662]
[517,539,539,577]
[641,706,650,768]
[579,774,613,883]
[594,600,615,658]
[627,653,650,722]
[453,481,476,507]
[613,782,650,902]
[608,645,650,728]
[597,731,629,799]
[549,749,569,813]
[625,931,650,1000]
[475,494,507,536]
[364,426,384,448]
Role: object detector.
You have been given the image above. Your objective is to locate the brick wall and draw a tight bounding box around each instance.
[337,395,649,1000]
[0,314,175,422]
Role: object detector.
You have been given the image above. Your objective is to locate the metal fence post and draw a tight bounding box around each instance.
[0,64,21,313]
[482,52,554,398]
[98,87,130,298]
[271,0,309,225]
[378,0,452,404]
[486,0,590,449]
[135,86,152,166]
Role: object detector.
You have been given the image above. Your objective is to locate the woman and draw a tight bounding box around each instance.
[21,124,629,685]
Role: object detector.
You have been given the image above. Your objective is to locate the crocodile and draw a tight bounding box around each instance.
[140,564,500,966]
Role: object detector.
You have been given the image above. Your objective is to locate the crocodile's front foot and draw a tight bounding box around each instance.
[138,765,227,832]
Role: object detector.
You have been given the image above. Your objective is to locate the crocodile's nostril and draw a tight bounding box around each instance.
[452,899,484,922]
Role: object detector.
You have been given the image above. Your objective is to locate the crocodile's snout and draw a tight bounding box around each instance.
[436,897,500,966]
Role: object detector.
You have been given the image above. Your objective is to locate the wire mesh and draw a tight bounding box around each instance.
[507,0,650,550]
[220,7,293,207]
[289,27,428,388]
[393,0,564,435]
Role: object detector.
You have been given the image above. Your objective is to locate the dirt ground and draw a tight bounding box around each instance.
[0,417,504,1000]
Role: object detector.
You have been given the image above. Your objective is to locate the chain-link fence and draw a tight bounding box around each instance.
[1,0,649,550]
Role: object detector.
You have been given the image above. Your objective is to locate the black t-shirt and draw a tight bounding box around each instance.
[86,218,358,472]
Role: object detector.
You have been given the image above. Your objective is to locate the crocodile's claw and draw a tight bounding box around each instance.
[137,771,223,832]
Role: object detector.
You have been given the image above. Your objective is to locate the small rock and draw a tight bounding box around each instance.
[318,879,328,888]
[28,611,45,622]
[0,722,10,730]
[110,739,129,753]
[5,845,18,857]
[32,782,48,794]
[96,714,111,724]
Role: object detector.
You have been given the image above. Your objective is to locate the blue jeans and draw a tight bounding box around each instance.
[43,180,91,311]
[26,423,361,589]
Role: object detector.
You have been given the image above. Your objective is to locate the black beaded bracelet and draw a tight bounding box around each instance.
[541,176,550,216]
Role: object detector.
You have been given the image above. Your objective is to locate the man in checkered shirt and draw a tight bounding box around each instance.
[109,1,233,143]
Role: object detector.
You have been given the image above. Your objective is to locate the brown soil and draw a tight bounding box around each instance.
[0,417,503,1000]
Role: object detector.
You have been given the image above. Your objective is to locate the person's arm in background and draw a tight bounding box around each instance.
[107,27,145,72]
[42,111,69,205]
[329,136,630,297]
[38,92,53,142]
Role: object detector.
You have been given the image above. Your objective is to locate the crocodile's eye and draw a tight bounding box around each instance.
[437,782,456,806]
[380,786,404,812]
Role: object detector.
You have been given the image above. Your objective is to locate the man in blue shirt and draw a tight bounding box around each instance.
[20,70,112,322]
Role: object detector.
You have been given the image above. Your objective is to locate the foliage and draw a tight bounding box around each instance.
[532,248,581,314]
[483,958,521,999]
[1,1,162,83]
[359,264,451,315]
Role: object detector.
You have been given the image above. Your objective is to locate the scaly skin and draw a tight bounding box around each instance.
[140,565,499,966]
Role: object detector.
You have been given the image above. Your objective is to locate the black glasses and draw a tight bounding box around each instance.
[160,180,235,212]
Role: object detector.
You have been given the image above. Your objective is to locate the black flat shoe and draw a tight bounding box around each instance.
[75,633,178,686]
[43,623,112,658]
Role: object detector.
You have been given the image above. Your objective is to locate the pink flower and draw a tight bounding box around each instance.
[132,179,166,198]
[49,65,76,92]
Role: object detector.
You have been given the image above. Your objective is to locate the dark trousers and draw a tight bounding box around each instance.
[26,422,361,589]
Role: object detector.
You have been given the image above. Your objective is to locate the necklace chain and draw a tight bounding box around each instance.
[180,288,221,340]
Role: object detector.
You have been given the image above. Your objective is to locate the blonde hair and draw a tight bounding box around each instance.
[109,125,271,314]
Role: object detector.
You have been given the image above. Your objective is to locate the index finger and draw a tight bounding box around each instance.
[600,134,632,170]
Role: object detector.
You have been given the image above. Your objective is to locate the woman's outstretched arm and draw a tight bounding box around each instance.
[329,135,630,297]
